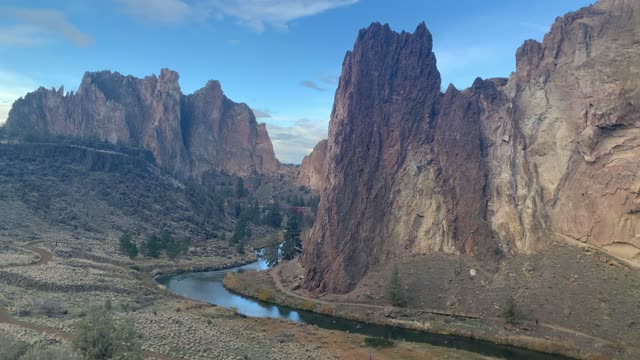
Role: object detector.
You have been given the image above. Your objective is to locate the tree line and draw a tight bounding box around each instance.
[118,231,190,260]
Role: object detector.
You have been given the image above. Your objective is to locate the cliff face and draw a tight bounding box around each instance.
[302,0,640,294]
[297,140,328,191]
[5,69,279,178]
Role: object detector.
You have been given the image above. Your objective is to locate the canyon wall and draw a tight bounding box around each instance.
[301,0,640,293]
[297,139,328,191]
[5,69,280,178]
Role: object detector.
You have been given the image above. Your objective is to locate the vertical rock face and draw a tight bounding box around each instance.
[5,69,279,178]
[302,0,640,294]
[297,139,328,190]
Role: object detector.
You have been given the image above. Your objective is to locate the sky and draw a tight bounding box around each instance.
[0,0,594,163]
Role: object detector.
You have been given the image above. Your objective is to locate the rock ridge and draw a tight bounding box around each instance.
[5,68,280,178]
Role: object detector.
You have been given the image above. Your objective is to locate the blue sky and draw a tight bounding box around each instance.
[0,0,593,163]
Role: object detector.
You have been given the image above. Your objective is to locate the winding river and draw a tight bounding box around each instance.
[157,259,572,360]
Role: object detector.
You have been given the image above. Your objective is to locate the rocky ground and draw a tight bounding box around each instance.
[0,234,495,359]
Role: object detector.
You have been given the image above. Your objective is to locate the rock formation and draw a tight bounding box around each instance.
[302,0,640,293]
[297,140,327,191]
[5,69,280,178]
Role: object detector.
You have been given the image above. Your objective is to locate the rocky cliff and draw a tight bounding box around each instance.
[5,69,280,178]
[297,140,327,191]
[302,0,640,294]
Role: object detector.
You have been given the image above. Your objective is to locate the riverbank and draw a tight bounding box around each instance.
[1,237,503,359]
[223,266,623,360]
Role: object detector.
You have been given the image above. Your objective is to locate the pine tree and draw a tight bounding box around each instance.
[281,217,302,260]
[263,237,280,267]
[142,234,162,258]
[118,233,138,259]
[389,265,407,307]
[236,178,246,198]
[263,201,283,228]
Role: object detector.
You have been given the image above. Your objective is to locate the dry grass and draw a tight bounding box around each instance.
[302,300,316,311]
[257,289,272,302]
[319,304,334,315]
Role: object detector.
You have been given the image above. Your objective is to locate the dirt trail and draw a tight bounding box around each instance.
[269,266,619,348]
[23,246,53,266]
[269,267,482,318]
[0,246,179,360]
[0,245,52,269]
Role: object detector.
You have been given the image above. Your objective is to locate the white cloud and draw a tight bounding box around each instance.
[115,0,196,24]
[210,0,359,32]
[301,80,325,91]
[252,108,272,118]
[115,0,359,31]
[0,25,46,47]
[0,8,94,47]
[267,118,328,164]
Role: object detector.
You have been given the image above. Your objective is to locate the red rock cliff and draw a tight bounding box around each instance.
[302,0,640,294]
[5,69,280,178]
[297,139,327,191]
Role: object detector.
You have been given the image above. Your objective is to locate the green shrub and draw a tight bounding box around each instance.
[72,306,143,360]
[0,333,29,360]
[504,295,518,325]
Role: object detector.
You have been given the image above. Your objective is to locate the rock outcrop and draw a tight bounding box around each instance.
[5,69,280,178]
[302,0,640,293]
[297,140,327,191]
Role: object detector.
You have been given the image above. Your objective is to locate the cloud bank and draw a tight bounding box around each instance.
[209,0,359,32]
[267,118,328,164]
[115,0,359,31]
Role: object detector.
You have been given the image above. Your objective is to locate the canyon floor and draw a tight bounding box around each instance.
[227,241,640,360]
[0,235,497,360]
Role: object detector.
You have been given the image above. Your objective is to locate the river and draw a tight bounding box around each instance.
[157,259,572,360]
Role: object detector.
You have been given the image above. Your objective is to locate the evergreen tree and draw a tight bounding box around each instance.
[142,234,162,258]
[389,265,407,307]
[263,237,280,268]
[239,199,260,224]
[235,239,245,255]
[234,202,243,217]
[160,231,172,249]
[118,233,138,259]
[236,178,247,198]
[281,217,302,260]
[263,201,283,228]
[165,238,181,260]
[231,219,249,243]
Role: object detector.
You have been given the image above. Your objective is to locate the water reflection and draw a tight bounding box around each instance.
[158,259,573,360]
[160,259,302,322]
